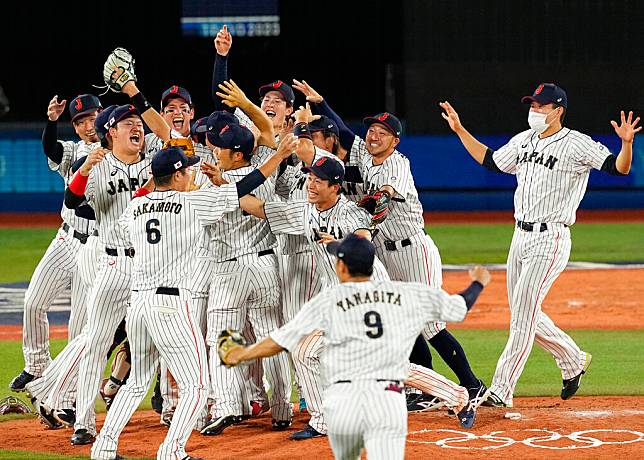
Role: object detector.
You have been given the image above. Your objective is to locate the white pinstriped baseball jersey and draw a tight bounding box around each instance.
[350,136,425,240]
[84,153,152,248]
[49,140,99,234]
[491,128,612,225]
[208,165,277,261]
[264,195,387,287]
[118,183,239,291]
[271,280,468,382]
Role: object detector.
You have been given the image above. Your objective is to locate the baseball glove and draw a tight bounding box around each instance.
[99,47,137,94]
[0,396,32,415]
[217,329,247,367]
[163,137,195,157]
[357,190,392,225]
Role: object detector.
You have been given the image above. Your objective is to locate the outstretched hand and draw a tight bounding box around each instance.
[439,101,464,133]
[293,102,320,124]
[216,80,250,111]
[47,96,66,121]
[292,79,323,104]
[611,111,641,143]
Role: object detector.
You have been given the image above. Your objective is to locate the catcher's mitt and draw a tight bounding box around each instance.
[217,329,247,367]
[357,190,392,225]
[0,396,32,415]
[95,47,137,95]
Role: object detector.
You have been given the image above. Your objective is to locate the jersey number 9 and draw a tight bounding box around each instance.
[364,311,383,339]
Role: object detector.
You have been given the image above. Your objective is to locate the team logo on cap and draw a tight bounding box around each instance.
[75,99,83,110]
[219,124,230,135]
[174,161,182,170]
[170,85,179,93]
[272,80,283,88]
[315,157,328,167]
[535,84,544,95]
[377,113,389,121]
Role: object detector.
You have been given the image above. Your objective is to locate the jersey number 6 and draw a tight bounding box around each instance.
[146,219,161,244]
[364,311,383,339]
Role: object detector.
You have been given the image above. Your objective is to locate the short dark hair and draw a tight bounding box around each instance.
[345,262,374,278]
[153,173,174,187]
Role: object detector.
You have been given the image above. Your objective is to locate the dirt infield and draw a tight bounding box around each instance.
[0,397,642,459]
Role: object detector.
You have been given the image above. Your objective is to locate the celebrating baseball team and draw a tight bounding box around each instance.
[7,25,641,460]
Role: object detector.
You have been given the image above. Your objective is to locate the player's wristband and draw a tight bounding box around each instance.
[458,281,484,310]
[68,170,89,196]
[236,169,266,197]
[129,91,151,114]
[293,122,311,140]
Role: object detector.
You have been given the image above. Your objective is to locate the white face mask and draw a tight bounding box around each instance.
[528,108,557,134]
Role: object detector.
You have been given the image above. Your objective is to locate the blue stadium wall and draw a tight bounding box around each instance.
[0,128,642,212]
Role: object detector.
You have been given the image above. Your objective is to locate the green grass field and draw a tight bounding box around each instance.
[1,223,643,283]
[1,223,642,459]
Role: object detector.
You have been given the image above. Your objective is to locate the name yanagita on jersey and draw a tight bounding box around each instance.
[336,290,402,312]
[132,201,183,219]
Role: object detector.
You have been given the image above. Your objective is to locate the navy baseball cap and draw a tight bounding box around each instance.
[363,112,402,137]
[161,85,193,109]
[205,110,240,145]
[107,104,141,129]
[302,156,345,184]
[521,83,568,108]
[69,94,102,122]
[259,80,295,106]
[327,233,375,275]
[191,116,209,144]
[95,105,118,141]
[309,115,339,136]
[214,123,255,157]
[151,146,200,177]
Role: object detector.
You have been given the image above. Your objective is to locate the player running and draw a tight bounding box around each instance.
[440,83,640,407]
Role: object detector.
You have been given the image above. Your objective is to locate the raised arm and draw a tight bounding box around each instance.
[212,25,233,111]
[292,102,318,165]
[216,80,276,148]
[121,79,172,142]
[610,110,641,174]
[293,79,356,150]
[42,96,66,164]
[439,101,489,165]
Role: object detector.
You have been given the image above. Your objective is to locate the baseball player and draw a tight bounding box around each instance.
[291,81,489,407]
[199,116,296,436]
[218,234,491,460]
[10,94,101,392]
[90,143,293,460]
[439,83,640,407]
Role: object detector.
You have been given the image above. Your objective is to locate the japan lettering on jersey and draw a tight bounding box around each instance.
[264,195,387,286]
[270,280,468,383]
[52,140,99,234]
[84,153,152,248]
[350,136,425,241]
[491,128,612,225]
[118,184,239,291]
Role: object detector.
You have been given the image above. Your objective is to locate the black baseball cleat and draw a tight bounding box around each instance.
[32,398,62,430]
[71,428,95,445]
[467,380,490,409]
[456,402,476,429]
[481,391,512,408]
[9,371,35,392]
[561,353,592,400]
[181,457,204,460]
[53,408,76,427]
[407,393,444,412]
[200,415,237,436]
[290,425,325,440]
[272,419,292,430]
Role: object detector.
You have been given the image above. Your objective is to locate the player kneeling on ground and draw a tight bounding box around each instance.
[218,233,491,460]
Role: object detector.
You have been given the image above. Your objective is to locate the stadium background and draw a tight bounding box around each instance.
[0,0,642,212]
